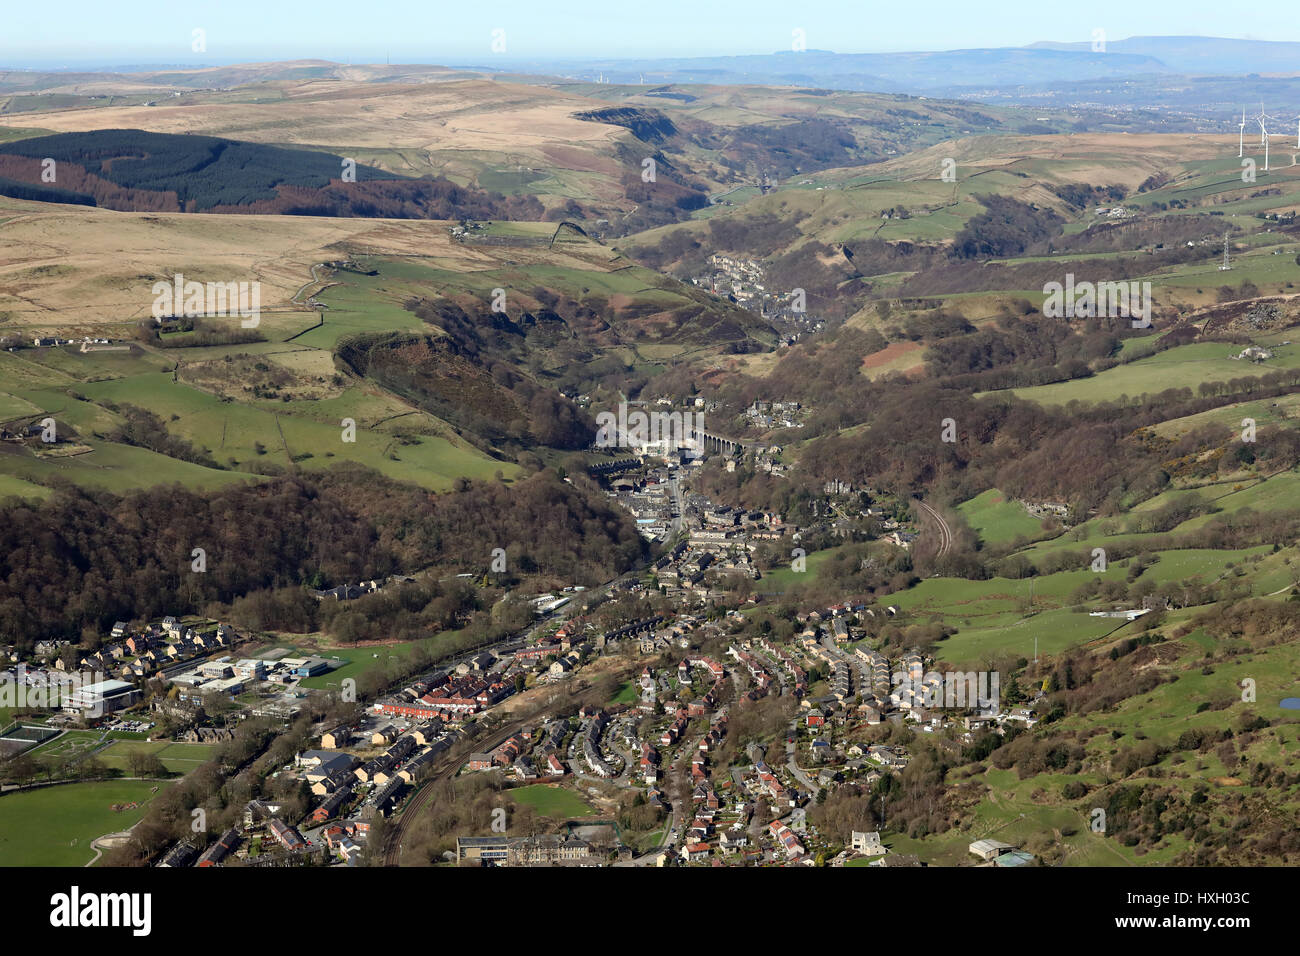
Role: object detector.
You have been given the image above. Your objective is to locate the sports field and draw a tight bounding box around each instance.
[27,730,103,767]
[295,642,417,690]
[0,780,159,866]
[94,740,216,774]
[508,784,595,818]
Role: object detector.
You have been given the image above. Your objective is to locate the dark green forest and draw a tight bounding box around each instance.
[0,129,548,218]
[0,174,95,206]
[0,129,387,209]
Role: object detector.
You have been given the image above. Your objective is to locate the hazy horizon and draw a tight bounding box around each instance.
[6,0,1300,69]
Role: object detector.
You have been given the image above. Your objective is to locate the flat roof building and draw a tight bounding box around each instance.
[233,659,267,680]
[295,657,331,677]
[63,679,139,717]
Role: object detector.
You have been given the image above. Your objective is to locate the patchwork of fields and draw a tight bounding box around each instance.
[2,75,1300,873]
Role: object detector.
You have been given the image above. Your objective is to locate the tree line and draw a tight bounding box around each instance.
[0,464,647,650]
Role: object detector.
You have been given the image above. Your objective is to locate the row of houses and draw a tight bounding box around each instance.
[756,637,808,697]
[373,671,514,721]
[582,711,613,777]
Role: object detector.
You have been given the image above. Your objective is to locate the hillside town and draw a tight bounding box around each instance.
[3,544,1038,869]
[691,254,824,345]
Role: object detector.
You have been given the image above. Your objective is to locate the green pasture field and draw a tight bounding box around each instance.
[1150,393,1300,440]
[0,126,54,144]
[888,567,1117,619]
[1117,332,1162,359]
[477,167,552,193]
[755,546,840,593]
[0,437,255,494]
[75,372,511,490]
[935,605,1127,667]
[957,489,1052,546]
[0,350,80,390]
[290,251,683,353]
[0,391,42,419]
[996,341,1300,406]
[1068,637,1300,750]
[0,472,50,500]
[1129,546,1271,583]
[10,385,126,434]
[884,543,1271,665]
[882,770,1155,867]
[1157,244,1300,290]
[289,284,425,351]
[14,345,171,382]
[1015,501,1278,559]
[291,627,476,691]
[884,640,1299,866]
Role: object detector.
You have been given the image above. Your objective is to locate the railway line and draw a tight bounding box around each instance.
[380,715,539,866]
[914,498,953,558]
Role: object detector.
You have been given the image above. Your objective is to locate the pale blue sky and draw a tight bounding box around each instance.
[5,0,1297,67]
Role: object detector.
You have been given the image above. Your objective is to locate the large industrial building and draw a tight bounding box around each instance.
[62,678,140,717]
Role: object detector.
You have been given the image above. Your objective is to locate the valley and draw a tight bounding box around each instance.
[0,24,1297,895]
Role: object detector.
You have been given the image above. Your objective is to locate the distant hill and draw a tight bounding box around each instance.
[1028,36,1300,75]
[0,60,483,94]
[474,48,1170,92]
[0,73,1039,232]
[475,39,1300,115]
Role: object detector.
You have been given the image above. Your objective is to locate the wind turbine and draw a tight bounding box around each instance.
[1257,109,1272,172]
[1239,107,1246,158]
[1295,113,1300,149]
